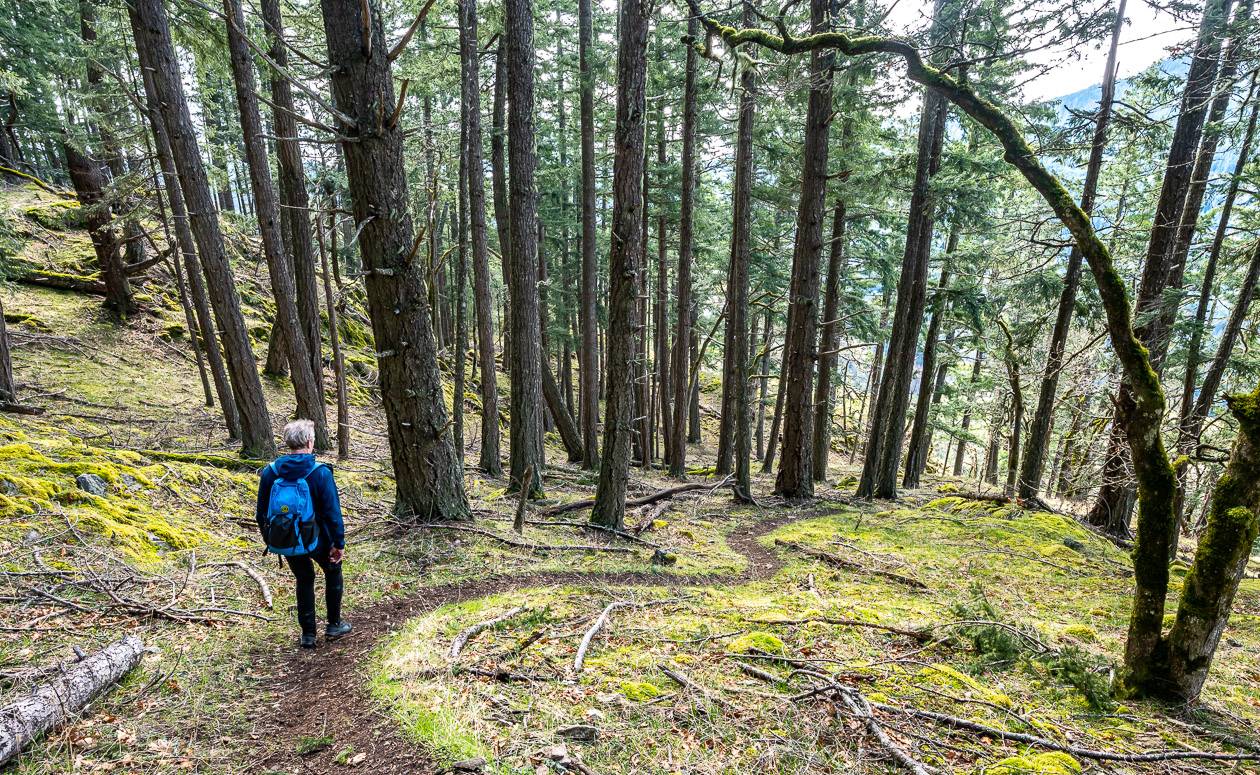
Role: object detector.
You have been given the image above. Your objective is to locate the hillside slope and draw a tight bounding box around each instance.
[0,183,1257,774]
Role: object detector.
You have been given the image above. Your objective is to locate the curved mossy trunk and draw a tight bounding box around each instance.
[1122,386,1260,701]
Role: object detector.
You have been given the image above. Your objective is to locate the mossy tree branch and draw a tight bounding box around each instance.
[684,0,1180,694]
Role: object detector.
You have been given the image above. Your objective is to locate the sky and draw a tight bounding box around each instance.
[881,0,1197,101]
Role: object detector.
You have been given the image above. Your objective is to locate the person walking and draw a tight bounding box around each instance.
[256,419,352,648]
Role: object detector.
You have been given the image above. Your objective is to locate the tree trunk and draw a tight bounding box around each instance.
[655,97,672,468]
[857,39,948,499]
[0,296,13,402]
[755,310,772,461]
[669,18,699,478]
[1089,0,1234,535]
[129,0,274,458]
[460,0,502,476]
[319,0,468,520]
[774,0,834,499]
[261,0,322,385]
[454,115,470,455]
[504,0,546,496]
[1138,386,1260,700]
[952,349,982,477]
[812,197,846,483]
[62,143,134,320]
[134,36,239,437]
[223,0,328,450]
[999,322,1023,495]
[590,0,649,529]
[902,224,957,489]
[724,6,756,501]
[1019,0,1124,499]
[491,39,513,378]
[0,635,144,768]
[578,0,599,468]
[316,207,351,459]
[1177,78,1259,459]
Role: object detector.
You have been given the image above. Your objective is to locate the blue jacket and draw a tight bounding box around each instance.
[255,453,345,550]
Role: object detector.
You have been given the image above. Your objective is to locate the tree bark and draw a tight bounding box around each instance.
[319,0,468,520]
[505,0,546,496]
[62,142,135,320]
[723,4,757,501]
[129,0,274,458]
[578,0,600,469]
[0,635,144,768]
[0,296,13,403]
[655,101,672,467]
[953,349,983,476]
[856,33,948,499]
[261,0,322,385]
[1088,0,1234,533]
[669,18,699,478]
[590,0,649,529]
[223,0,328,450]
[491,39,513,378]
[460,0,502,476]
[1019,0,1124,499]
[315,207,350,459]
[134,33,239,437]
[1146,386,1260,701]
[902,223,957,489]
[812,196,846,483]
[774,0,835,499]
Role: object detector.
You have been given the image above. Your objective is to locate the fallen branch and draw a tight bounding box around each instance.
[836,688,935,775]
[449,606,527,660]
[868,700,1260,764]
[773,540,928,590]
[661,665,730,708]
[526,519,661,548]
[749,616,932,642]
[541,479,722,517]
[0,402,43,416]
[572,599,677,672]
[413,522,636,554]
[573,601,633,672]
[0,635,145,767]
[204,561,273,609]
[15,272,106,295]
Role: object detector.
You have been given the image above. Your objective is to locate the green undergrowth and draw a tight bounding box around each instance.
[371,497,1260,773]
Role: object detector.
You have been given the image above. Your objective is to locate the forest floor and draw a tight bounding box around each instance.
[1,182,1260,774]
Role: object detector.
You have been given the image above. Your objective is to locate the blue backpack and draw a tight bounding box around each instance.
[262,462,322,556]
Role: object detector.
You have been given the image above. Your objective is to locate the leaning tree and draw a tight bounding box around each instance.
[686,0,1259,702]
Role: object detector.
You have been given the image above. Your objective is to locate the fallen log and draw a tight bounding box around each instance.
[773,540,927,590]
[0,402,44,416]
[17,271,106,295]
[413,522,637,554]
[540,478,726,517]
[0,634,145,767]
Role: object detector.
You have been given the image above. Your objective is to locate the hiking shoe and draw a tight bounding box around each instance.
[325,620,353,639]
[300,634,317,649]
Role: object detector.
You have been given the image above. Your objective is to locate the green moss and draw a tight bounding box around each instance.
[619,680,663,701]
[988,752,1081,774]
[1059,625,1097,643]
[23,199,82,230]
[727,631,786,655]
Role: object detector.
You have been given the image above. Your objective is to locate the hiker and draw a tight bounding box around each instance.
[256,419,352,648]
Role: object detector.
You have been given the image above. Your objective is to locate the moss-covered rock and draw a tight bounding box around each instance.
[619,680,663,702]
[988,751,1081,774]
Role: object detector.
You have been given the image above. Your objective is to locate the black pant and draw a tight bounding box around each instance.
[285,547,343,636]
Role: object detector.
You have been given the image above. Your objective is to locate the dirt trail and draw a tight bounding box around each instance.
[252,511,803,774]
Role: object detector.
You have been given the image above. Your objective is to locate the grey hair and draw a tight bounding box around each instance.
[282,419,316,450]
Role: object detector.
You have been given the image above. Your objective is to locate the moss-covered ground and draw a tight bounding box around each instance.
[1,182,1258,774]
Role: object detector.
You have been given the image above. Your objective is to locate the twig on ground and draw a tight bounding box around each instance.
[661,665,730,708]
[449,606,528,660]
[774,540,928,590]
[203,561,273,609]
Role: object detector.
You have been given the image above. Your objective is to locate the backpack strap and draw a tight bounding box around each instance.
[300,462,324,481]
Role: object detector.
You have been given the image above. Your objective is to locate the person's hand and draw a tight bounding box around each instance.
[329,546,344,564]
